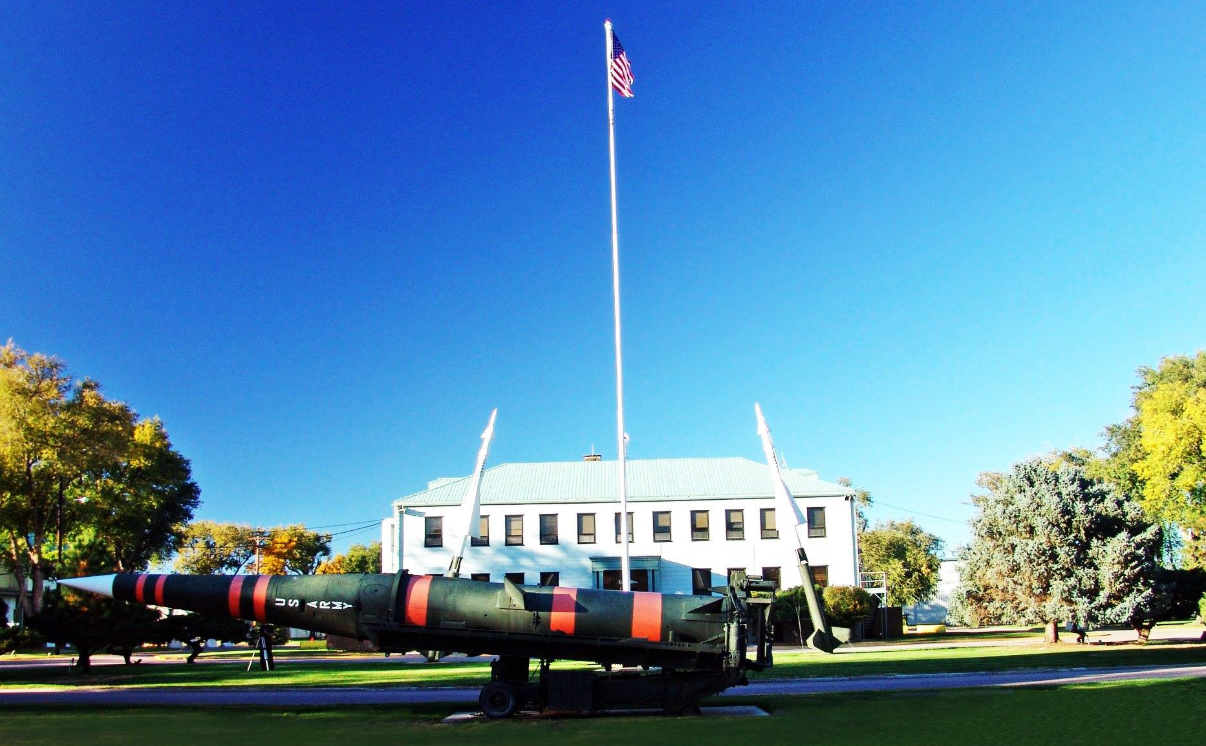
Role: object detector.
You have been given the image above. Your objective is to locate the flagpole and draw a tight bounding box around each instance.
[604,18,631,592]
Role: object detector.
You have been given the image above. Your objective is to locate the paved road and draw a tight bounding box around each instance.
[3,663,1203,707]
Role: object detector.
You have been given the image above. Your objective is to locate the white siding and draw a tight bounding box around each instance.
[391,494,856,593]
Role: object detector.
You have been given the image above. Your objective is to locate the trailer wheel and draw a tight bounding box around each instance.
[479,682,518,719]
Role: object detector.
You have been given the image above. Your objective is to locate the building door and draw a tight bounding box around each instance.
[601,569,652,591]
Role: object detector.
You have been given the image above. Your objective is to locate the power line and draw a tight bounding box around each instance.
[869,499,968,525]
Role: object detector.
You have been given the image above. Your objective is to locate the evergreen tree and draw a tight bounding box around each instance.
[959,458,1161,642]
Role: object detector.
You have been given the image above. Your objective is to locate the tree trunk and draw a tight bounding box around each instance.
[29,563,44,616]
[186,639,205,664]
[8,536,32,620]
[75,648,91,673]
[796,608,805,650]
[1044,620,1060,644]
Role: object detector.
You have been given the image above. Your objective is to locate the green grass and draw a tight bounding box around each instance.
[0,677,1201,746]
[2,639,1204,691]
[760,639,1206,679]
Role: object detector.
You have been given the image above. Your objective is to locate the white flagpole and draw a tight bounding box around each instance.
[605,19,631,592]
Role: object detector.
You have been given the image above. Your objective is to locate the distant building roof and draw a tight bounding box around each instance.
[394,457,855,508]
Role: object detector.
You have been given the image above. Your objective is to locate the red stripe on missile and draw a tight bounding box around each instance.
[549,587,578,635]
[152,575,167,606]
[134,574,149,605]
[403,575,432,627]
[630,591,662,642]
[227,575,245,617]
[252,576,271,622]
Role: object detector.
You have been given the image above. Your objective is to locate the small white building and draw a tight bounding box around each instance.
[382,457,859,594]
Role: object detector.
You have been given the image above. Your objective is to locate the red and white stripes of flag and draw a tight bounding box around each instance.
[610,29,634,98]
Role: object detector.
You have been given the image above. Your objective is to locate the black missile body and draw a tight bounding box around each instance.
[65,570,782,715]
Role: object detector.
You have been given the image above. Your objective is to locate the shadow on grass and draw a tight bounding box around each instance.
[0,677,1201,746]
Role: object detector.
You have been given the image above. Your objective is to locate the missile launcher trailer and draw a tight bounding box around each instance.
[62,569,793,717]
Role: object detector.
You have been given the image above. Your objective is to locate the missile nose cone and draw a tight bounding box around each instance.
[58,574,117,598]
[755,403,770,434]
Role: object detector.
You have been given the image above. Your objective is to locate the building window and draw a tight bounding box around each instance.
[726,509,744,540]
[652,511,672,542]
[577,513,596,544]
[540,514,559,545]
[505,515,524,546]
[614,512,634,543]
[690,510,709,541]
[471,515,489,546]
[691,568,712,595]
[760,508,778,539]
[602,569,651,592]
[727,568,746,585]
[424,516,443,547]
[539,571,560,587]
[761,567,781,589]
[810,565,829,588]
[470,573,490,582]
[807,507,827,538]
[505,572,525,585]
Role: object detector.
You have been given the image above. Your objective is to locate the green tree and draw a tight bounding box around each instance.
[318,541,382,574]
[0,342,196,616]
[858,520,943,607]
[156,613,251,663]
[30,588,160,672]
[1100,352,1206,567]
[821,585,878,628]
[174,521,256,575]
[959,458,1162,642]
[836,477,873,533]
[259,524,331,575]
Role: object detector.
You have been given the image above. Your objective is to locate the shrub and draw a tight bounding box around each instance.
[1199,592,1206,623]
[822,585,878,628]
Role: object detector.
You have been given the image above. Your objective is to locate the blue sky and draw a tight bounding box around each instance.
[3,3,1204,554]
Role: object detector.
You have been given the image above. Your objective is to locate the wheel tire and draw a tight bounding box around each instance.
[478,682,518,719]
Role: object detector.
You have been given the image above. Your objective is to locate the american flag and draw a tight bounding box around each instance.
[610,30,634,98]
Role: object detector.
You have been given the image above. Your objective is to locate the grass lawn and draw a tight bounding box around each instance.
[1,638,1203,690]
[0,677,1200,746]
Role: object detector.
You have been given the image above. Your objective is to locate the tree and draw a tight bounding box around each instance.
[1100,352,1206,567]
[836,477,873,533]
[858,520,943,607]
[156,613,251,663]
[821,585,878,628]
[317,541,382,574]
[30,588,160,671]
[959,458,1162,642]
[259,524,331,575]
[770,586,812,649]
[174,521,256,575]
[0,342,198,615]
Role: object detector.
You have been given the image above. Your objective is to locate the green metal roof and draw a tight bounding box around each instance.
[393,457,855,508]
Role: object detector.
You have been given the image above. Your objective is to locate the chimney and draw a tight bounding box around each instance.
[583,453,602,462]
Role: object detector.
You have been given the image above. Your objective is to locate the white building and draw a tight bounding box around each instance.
[382,457,859,595]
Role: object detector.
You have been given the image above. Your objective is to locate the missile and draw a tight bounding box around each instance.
[754,403,848,653]
[60,569,776,716]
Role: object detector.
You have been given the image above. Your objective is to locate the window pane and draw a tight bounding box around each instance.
[614,512,634,543]
[807,507,827,538]
[691,510,709,541]
[652,511,672,542]
[505,572,525,585]
[539,571,560,587]
[578,513,596,544]
[761,566,781,589]
[761,508,778,539]
[470,573,490,582]
[505,515,524,545]
[540,514,559,545]
[691,568,712,595]
[727,568,746,585]
[424,516,443,547]
[726,509,744,540]
[471,515,489,546]
[810,565,829,587]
